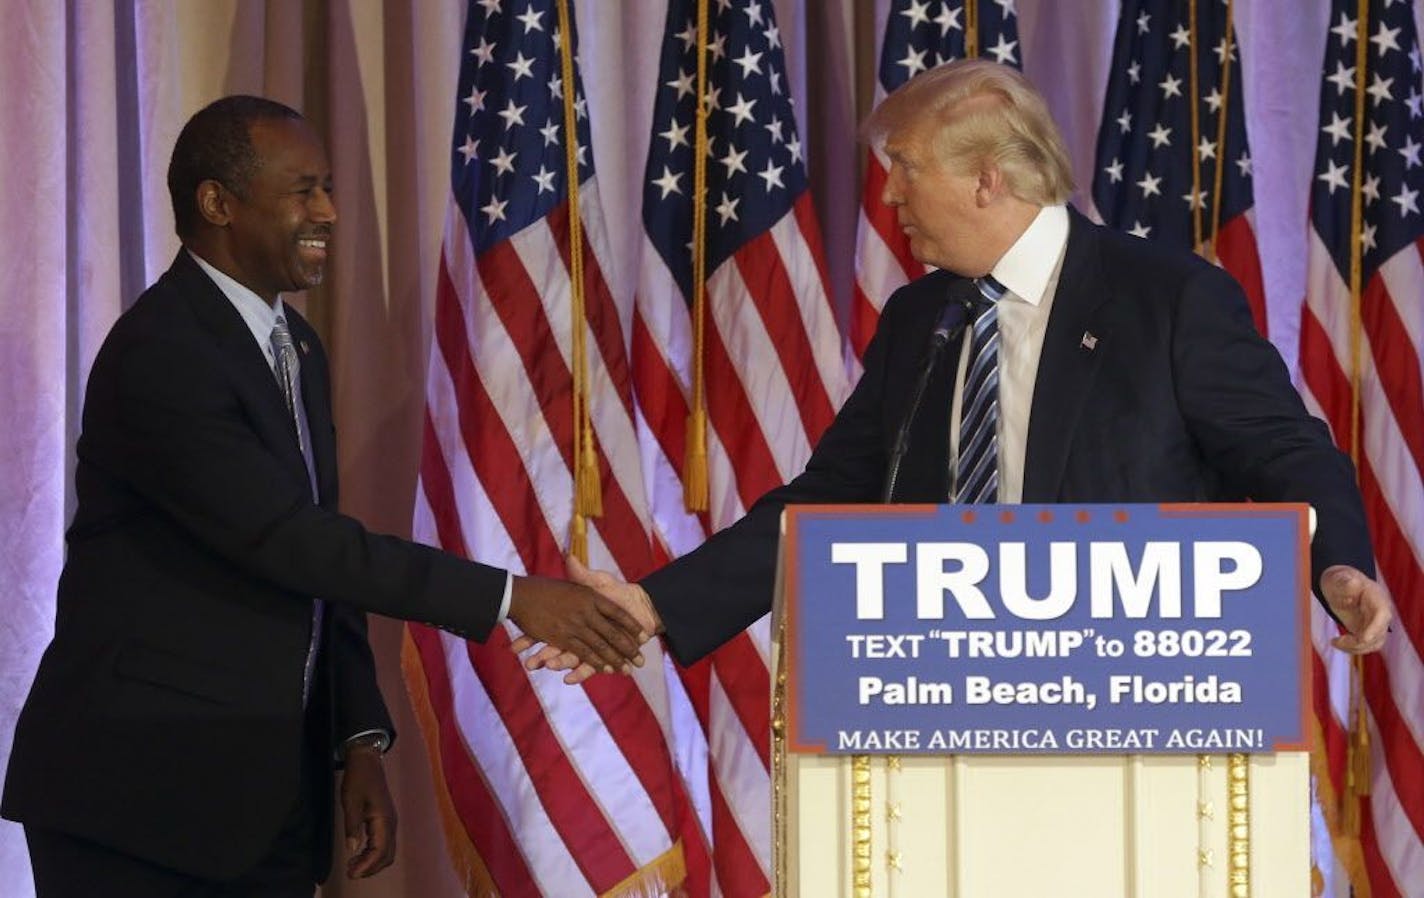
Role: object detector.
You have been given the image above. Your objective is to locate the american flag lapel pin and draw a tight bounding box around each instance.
[1080,331,1098,351]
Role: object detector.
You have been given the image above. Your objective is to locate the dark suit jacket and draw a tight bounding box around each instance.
[644,209,1375,665]
[2,251,507,880]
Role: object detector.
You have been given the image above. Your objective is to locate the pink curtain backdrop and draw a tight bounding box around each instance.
[2,2,1413,896]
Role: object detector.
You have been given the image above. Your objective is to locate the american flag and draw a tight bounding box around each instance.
[1090,0,1267,336]
[1303,1,1424,895]
[851,0,1021,366]
[632,0,848,894]
[405,1,705,894]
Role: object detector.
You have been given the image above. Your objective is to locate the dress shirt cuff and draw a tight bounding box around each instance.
[495,572,513,624]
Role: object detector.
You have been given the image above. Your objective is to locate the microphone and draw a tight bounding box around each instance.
[882,284,976,502]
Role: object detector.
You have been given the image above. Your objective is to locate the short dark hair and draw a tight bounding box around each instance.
[167,95,303,237]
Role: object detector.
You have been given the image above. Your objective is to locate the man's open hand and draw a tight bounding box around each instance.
[1320,564,1395,654]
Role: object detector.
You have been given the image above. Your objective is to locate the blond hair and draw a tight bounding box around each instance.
[864,59,1075,205]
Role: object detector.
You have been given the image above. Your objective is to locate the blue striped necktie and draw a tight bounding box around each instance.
[271,316,324,705]
[955,276,1004,504]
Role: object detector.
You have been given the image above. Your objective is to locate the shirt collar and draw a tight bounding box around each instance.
[987,204,1069,306]
[187,249,287,365]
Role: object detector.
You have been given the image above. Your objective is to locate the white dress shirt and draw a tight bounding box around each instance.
[947,204,1070,503]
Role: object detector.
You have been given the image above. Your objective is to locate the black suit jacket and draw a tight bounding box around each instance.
[2,251,507,879]
[644,209,1375,665]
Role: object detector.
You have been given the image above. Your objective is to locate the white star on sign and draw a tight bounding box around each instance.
[1159,73,1183,99]
[1198,137,1217,160]
[1169,24,1190,50]
[1147,123,1172,148]
[744,0,765,26]
[675,21,697,51]
[1317,159,1350,194]
[1204,87,1223,112]
[1137,172,1162,197]
[767,23,782,49]
[1103,159,1123,183]
[540,119,559,147]
[764,116,785,144]
[531,165,556,194]
[464,86,487,113]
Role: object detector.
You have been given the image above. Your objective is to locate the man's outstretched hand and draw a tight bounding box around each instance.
[511,557,663,684]
[506,574,649,674]
[1320,564,1395,655]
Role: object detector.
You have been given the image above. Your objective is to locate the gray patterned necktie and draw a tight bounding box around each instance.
[954,276,1004,504]
[270,315,324,704]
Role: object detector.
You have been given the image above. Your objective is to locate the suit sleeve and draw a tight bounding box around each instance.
[88,330,506,641]
[643,298,905,665]
[1169,263,1375,593]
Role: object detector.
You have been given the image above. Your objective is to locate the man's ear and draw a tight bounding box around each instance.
[196,179,231,228]
[975,164,1006,207]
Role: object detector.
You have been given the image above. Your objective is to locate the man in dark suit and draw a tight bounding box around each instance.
[2,95,646,897]
[522,59,1393,675]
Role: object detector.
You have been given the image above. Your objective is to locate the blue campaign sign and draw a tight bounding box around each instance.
[781,504,1311,755]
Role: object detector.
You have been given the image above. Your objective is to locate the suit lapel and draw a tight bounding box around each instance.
[168,252,314,487]
[1022,210,1115,501]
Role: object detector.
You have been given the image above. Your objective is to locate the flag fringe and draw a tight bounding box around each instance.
[596,840,688,898]
[401,629,500,898]
[1309,710,1372,898]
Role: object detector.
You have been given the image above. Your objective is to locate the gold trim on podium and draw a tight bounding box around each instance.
[1228,753,1252,898]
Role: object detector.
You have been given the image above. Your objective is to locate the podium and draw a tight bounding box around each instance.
[770,504,1313,898]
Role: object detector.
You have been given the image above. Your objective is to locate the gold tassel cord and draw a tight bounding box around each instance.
[1343,0,1372,840]
[555,0,601,565]
[1207,0,1238,257]
[1187,0,1205,257]
[683,0,712,511]
[965,0,978,59]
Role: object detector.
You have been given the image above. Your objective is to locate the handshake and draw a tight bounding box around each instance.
[506,557,662,684]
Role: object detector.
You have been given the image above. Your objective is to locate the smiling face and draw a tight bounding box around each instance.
[203,117,335,302]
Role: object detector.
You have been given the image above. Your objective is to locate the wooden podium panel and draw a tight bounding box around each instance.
[777,751,1310,897]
